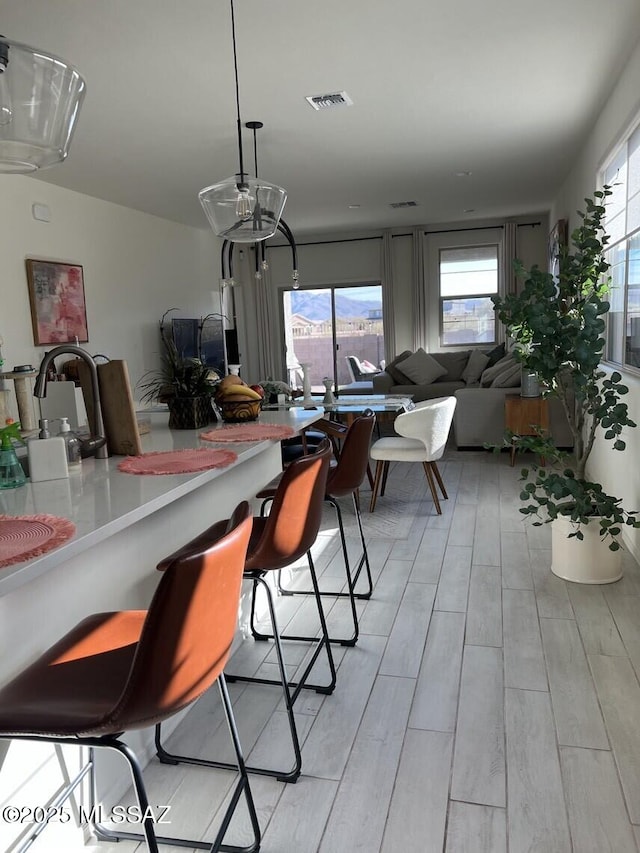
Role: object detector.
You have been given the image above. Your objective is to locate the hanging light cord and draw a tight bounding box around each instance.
[230,0,246,188]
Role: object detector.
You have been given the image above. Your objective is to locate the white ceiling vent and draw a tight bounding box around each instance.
[389,201,418,209]
[305,91,353,111]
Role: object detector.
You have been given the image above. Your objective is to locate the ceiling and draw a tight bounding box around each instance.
[2,0,640,237]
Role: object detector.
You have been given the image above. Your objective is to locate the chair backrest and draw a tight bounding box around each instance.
[325,409,375,497]
[245,439,332,572]
[393,396,457,461]
[346,355,360,382]
[346,355,379,382]
[156,501,246,573]
[108,501,253,730]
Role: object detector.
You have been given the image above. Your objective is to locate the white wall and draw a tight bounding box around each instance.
[0,174,221,421]
[552,38,640,560]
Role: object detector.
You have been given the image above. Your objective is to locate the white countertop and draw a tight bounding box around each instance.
[0,407,324,594]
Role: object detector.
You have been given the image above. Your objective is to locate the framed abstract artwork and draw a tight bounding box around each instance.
[25,259,89,345]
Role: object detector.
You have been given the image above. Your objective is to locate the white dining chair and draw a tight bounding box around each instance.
[369,396,457,514]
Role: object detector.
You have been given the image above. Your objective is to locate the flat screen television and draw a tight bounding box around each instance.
[171,318,226,376]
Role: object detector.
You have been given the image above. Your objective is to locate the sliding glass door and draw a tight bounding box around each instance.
[281,284,385,392]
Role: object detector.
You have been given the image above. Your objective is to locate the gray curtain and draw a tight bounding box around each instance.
[381,230,396,360]
[412,226,427,350]
[502,221,518,295]
[254,263,279,380]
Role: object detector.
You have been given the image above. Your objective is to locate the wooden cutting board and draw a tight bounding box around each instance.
[76,359,142,456]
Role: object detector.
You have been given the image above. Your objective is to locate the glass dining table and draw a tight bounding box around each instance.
[263,393,413,427]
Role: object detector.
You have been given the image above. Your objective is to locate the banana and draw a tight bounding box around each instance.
[218,385,262,401]
[218,374,247,390]
[220,392,262,403]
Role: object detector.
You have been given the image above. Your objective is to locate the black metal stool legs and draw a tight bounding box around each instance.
[5,715,260,853]
[94,678,260,852]
[2,738,94,853]
[246,559,338,697]
[157,576,303,783]
[278,492,373,645]
[157,562,335,784]
[90,739,163,852]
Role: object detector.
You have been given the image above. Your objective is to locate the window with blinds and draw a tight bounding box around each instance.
[603,122,640,370]
[439,245,498,346]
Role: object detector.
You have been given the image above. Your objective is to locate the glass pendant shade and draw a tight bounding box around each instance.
[199,174,287,242]
[0,36,85,173]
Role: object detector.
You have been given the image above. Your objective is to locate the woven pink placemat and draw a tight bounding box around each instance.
[200,424,295,443]
[0,514,76,569]
[118,448,237,475]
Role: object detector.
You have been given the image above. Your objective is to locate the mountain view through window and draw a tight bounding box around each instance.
[282,285,384,390]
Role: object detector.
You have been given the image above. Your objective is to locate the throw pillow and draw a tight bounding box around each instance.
[490,361,522,388]
[462,349,490,385]
[480,353,516,387]
[483,342,506,368]
[386,350,413,384]
[431,350,471,381]
[360,359,379,373]
[395,348,448,385]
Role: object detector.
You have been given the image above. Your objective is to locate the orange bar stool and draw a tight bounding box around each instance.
[0,503,259,853]
[155,440,336,783]
[270,410,376,645]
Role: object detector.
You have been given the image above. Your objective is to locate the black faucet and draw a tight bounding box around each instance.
[34,346,108,459]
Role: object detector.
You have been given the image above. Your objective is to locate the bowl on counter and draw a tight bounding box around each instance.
[218,399,262,422]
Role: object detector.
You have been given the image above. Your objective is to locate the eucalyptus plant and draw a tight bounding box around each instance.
[492,187,640,549]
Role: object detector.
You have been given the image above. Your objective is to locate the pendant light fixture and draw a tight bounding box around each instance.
[220,120,299,288]
[0,35,85,173]
[199,0,287,242]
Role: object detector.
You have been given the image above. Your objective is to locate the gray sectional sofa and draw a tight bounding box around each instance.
[372,347,573,448]
[372,348,471,402]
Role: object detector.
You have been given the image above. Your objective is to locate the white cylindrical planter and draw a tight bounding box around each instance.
[551,516,623,583]
[521,369,540,398]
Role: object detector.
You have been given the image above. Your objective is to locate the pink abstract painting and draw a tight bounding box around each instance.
[26,260,88,345]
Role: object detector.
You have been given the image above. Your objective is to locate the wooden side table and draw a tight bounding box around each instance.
[504,394,549,466]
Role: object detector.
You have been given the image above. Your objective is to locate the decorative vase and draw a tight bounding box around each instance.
[551,515,623,583]
[521,369,540,398]
[301,363,312,402]
[168,396,213,430]
[322,377,336,405]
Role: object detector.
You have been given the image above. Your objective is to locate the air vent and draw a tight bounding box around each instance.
[305,91,353,110]
[389,201,418,209]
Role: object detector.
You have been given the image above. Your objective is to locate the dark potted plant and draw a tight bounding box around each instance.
[492,187,640,581]
[138,335,217,429]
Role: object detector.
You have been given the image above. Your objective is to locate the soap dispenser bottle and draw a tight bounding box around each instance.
[57,417,81,469]
[0,420,27,490]
[28,419,69,483]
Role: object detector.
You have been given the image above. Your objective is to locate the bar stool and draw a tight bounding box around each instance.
[155,439,335,783]
[269,410,376,645]
[0,502,259,853]
[280,428,328,465]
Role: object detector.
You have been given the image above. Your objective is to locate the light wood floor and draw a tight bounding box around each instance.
[32,449,640,852]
